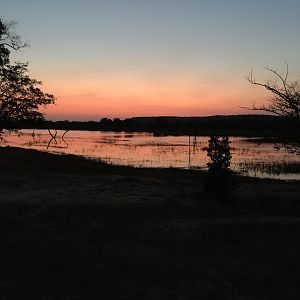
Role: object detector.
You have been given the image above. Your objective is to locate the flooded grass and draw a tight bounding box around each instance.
[240,161,300,174]
[1,129,300,180]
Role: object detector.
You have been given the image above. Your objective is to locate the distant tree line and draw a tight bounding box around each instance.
[1,115,298,138]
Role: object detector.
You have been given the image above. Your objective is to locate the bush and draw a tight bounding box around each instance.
[203,136,236,200]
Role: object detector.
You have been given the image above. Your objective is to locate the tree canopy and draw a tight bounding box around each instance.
[0,19,55,126]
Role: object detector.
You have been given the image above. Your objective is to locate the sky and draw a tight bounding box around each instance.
[1,0,300,120]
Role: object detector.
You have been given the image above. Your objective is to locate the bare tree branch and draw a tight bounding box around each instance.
[246,65,300,154]
[247,65,300,118]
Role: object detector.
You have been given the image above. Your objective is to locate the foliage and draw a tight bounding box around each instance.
[0,18,55,131]
[203,136,235,200]
[205,135,232,173]
[0,19,26,66]
[0,62,55,122]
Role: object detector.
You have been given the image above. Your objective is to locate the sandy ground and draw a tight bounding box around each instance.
[0,146,300,299]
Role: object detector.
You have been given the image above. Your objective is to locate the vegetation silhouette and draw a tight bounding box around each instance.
[0,19,55,139]
[203,136,236,200]
[246,64,300,154]
[2,115,297,138]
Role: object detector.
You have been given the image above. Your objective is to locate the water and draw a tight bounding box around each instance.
[1,129,300,180]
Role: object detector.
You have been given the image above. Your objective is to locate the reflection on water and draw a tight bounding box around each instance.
[1,129,300,180]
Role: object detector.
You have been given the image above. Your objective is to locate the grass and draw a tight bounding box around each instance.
[240,161,300,174]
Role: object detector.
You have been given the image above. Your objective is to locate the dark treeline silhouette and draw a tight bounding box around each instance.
[1,114,298,138]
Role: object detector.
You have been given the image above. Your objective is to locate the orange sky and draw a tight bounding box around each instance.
[41,73,269,120]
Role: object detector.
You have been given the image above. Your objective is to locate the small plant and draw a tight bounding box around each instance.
[203,136,235,200]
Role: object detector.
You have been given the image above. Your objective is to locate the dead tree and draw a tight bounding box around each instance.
[46,129,69,149]
[247,64,300,118]
[62,130,69,146]
[246,64,300,154]
[47,129,57,149]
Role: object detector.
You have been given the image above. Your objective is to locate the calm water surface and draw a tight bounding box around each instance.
[1,129,300,180]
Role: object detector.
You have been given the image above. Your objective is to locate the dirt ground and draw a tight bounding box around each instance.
[0,146,300,299]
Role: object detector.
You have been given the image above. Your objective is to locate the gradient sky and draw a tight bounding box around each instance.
[1,0,300,120]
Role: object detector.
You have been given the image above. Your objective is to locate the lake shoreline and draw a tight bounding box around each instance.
[2,130,300,180]
[1,146,300,299]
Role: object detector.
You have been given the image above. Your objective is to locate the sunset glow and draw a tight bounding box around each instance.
[2,0,300,120]
[41,73,270,120]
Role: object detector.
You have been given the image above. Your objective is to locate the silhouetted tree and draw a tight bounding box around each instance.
[203,136,235,200]
[247,65,300,153]
[0,62,55,122]
[0,19,55,136]
[0,19,26,66]
[206,136,231,172]
[99,117,111,124]
[247,65,300,118]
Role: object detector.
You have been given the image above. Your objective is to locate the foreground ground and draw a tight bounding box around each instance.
[0,146,300,299]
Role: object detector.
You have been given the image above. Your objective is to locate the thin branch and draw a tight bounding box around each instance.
[263,65,288,94]
[240,105,287,117]
[246,65,300,118]
[47,129,57,149]
[62,130,69,146]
